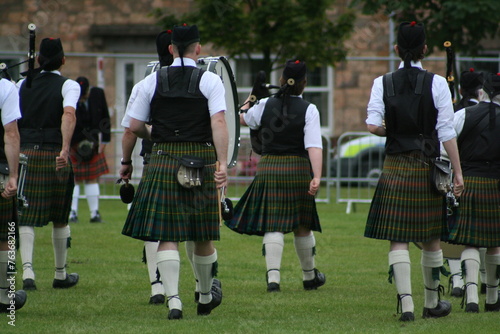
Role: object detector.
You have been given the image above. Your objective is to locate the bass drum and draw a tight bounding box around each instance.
[196,56,240,169]
[413,242,465,259]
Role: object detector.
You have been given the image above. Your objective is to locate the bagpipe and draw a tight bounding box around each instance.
[0,23,37,87]
[239,70,296,155]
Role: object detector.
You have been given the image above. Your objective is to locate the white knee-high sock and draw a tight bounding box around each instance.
[421,250,444,309]
[194,250,217,304]
[157,250,181,310]
[85,183,100,216]
[461,248,480,304]
[71,185,80,214]
[0,251,9,304]
[263,232,284,284]
[485,253,500,304]
[448,259,463,288]
[53,226,70,280]
[479,248,487,285]
[185,241,199,293]
[144,241,163,296]
[19,226,35,280]
[294,233,316,281]
[389,250,414,313]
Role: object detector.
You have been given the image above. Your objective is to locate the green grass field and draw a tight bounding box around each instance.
[1,198,498,333]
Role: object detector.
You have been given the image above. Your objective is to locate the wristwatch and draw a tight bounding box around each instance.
[121,158,132,165]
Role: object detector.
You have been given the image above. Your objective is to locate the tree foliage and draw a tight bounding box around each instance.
[352,0,500,56]
[153,0,355,76]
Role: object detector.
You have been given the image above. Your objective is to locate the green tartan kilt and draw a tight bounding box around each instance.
[122,142,219,242]
[364,151,448,243]
[224,155,321,236]
[18,147,74,227]
[0,196,16,241]
[448,176,500,247]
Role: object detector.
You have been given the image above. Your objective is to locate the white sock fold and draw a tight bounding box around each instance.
[194,250,217,304]
[485,253,500,305]
[144,241,163,296]
[0,251,9,304]
[263,232,284,284]
[389,250,413,313]
[19,226,35,280]
[421,250,444,309]
[294,233,316,281]
[52,225,70,280]
[157,250,181,310]
[461,248,480,304]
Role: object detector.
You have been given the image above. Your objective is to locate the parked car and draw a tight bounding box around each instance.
[331,134,385,185]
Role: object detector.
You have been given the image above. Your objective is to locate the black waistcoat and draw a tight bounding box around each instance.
[383,68,439,157]
[458,102,500,178]
[260,96,309,157]
[18,72,67,145]
[150,66,211,143]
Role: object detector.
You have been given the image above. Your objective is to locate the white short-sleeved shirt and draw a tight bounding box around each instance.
[121,78,145,128]
[243,96,323,149]
[16,70,80,109]
[0,78,22,125]
[127,58,226,123]
[366,61,456,143]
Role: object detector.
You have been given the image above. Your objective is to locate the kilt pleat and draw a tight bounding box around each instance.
[0,196,16,241]
[18,148,74,226]
[122,142,219,242]
[448,176,500,247]
[224,155,321,236]
[365,151,447,242]
[70,151,109,181]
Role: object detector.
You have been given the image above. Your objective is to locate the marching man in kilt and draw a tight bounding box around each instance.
[17,37,80,291]
[447,72,500,313]
[225,60,325,293]
[69,76,111,223]
[122,24,228,320]
[364,22,464,321]
[0,78,27,312]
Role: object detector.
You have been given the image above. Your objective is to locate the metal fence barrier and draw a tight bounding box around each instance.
[334,132,385,213]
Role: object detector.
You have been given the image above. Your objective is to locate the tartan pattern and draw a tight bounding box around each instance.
[448,176,500,247]
[0,197,16,241]
[18,148,74,226]
[122,142,219,242]
[70,151,109,182]
[224,155,321,236]
[365,151,448,242]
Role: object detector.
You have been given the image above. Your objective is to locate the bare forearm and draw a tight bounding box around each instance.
[61,107,76,152]
[3,123,19,178]
[308,147,323,179]
[122,128,138,161]
[211,113,228,167]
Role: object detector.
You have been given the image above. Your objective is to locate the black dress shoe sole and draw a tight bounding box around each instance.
[422,301,452,318]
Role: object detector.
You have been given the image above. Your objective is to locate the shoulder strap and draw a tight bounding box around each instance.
[158,67,170,93]
[383,73,394,97]
[188,67,203,94]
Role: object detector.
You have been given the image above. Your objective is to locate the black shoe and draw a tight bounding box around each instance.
[90,211,102,223]
[23,278,37,291]
[451,287,463,298]
[399,312,415,322]
[69,211,78,223]
[303,269,326,290]
[485,292,500,312]
[0,290,27,313]
[149,294,165,305]
[422,300,452,319]
[267,282,280,292]
[168,309,183,320]
[465,303,479,313]
[197,286,222,316]
[195,278,221,303]
[53,273,79,289]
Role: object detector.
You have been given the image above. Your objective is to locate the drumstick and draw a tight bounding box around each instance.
[216,161,222,225]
